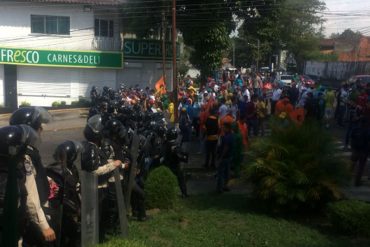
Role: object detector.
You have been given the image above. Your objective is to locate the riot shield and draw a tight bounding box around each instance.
[80,170,99,247]
[0,156,20,247]
[124,130,139,212]
[113,168,128,237]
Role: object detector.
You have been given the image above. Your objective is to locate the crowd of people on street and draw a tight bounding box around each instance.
[1,70,370,246]
[170,71,370,189]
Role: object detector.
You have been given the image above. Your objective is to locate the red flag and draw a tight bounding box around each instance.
[155,76,166,94]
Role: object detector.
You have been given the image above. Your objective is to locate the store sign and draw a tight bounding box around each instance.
[123,39,180,60]
[0,47,123,69]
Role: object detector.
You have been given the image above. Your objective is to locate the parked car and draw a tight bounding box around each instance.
[301,75,316,85]
[348,75,370,87]
[276,74,293,86]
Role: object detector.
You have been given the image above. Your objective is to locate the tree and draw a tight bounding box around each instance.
[330,29,363,50]
[122,0,170,38]
[123,0,238,82]
[237,0,326,72]
[177,0,237,81]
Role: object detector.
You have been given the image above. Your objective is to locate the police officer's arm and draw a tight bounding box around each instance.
[23,156,50,231]
[93,160,121,175]
[81,144,121,175]
[24,156,56,242]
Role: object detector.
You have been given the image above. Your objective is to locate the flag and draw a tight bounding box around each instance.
[155,76,166,95]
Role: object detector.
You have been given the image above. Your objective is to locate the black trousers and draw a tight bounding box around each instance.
[205,140,217,168]
[170,164,187,196]
[131,182,146,219]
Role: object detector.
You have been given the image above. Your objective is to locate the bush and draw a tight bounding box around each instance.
[98,239,147,247]
[71,97,91,107]
[244,119,350,212]
[78,96,91,107]
[327,200,370,236]
[145,166,179,209]
[52,101,61,107]
[20,101,31,107]
[60,101,67,106]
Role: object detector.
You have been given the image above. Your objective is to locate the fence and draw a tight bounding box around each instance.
[304,61,370,81]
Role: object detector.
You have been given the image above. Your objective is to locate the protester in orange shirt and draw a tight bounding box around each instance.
[275,96,294,116]
[220,110,235,136]
[237,118,248,148]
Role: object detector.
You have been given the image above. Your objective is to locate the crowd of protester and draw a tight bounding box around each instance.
[150,71,370,190]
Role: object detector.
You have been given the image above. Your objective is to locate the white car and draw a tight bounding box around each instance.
[276,74,293,86]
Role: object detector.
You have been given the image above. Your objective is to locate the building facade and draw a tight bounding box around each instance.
[0,0,126,108]
[0,0,179,109]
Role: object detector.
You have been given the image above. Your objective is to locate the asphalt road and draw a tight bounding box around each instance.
[40,127,84,165]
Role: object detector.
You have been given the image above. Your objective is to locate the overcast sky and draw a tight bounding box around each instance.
[323,0,370,37]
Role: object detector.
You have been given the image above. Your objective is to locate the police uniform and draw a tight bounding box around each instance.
[22,147,52,246]
[81,141,117,241]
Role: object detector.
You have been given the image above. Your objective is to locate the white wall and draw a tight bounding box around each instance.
[118,60,173,91]
[17,66,116,106]
[0,2,95,50]
[0,65,3,106]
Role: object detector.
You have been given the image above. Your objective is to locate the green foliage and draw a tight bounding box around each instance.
[20,101,31,107]
[104,194,370,247]
[184,24,231,81]
[77,97,91,107]
[327,200,370,236]
[60,101,66,106]
[71,97,91,107]
[52,101,61,107]
[98,239,146,247]
[145,166,179,209]
[123,0,237,80]
[244,120,350,212]
[238,0,326,71]
[330,29,363,44]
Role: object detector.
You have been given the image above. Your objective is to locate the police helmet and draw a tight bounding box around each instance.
[0,124,39,157]
[166,127,178,142]
[156,125,166,137]
[9,107,51,130]
[84,114,103,142]
[53,140,82,166]
[104,118,127,140]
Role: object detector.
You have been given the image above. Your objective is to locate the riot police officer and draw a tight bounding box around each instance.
[81,114,123,242]
[163,127,189,198]
[103,119,147,221]
[9,106,56,246]
[47,140,82,247]
[0,125,40,247]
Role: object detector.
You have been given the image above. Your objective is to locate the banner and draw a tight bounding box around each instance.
[0,47,123,69]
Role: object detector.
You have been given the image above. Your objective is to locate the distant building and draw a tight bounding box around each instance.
[319,36,370,62]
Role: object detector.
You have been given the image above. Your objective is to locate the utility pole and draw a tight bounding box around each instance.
[161,7,166,85]
[172,0,178,122]
[256,39,260,72]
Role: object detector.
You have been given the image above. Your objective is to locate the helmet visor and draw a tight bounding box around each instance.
[87,114,103,134]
